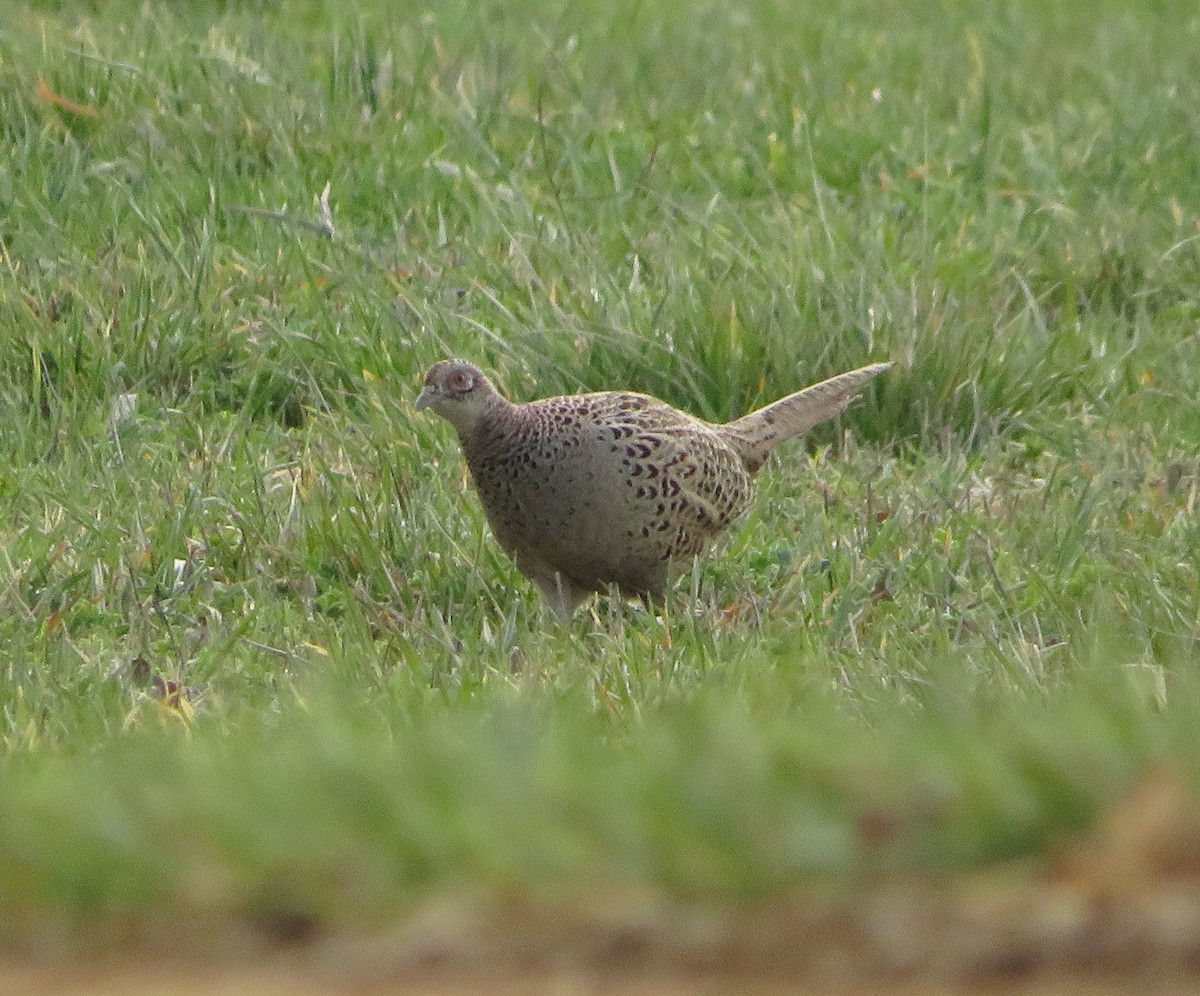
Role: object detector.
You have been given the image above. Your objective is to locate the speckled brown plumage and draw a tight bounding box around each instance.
[416,358,890,616]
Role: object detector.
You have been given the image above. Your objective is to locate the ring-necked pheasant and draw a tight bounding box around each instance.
[416,358,890,617]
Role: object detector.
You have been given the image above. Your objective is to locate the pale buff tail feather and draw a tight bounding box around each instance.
[723,362,892,473]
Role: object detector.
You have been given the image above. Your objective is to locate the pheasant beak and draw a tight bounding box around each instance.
[415,387,438,411]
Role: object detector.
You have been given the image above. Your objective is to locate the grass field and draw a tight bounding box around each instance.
[3,0,1200,985]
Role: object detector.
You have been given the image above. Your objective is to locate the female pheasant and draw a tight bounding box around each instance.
[416,358,890,616]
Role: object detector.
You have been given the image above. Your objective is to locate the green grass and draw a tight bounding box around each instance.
[2,0,1200,952]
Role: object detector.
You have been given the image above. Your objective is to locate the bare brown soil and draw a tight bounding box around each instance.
[6,771,1200,995]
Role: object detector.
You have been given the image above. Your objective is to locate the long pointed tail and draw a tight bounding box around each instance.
[723,361,892,473]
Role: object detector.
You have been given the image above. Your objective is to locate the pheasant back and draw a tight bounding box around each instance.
[463,392,753,613]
